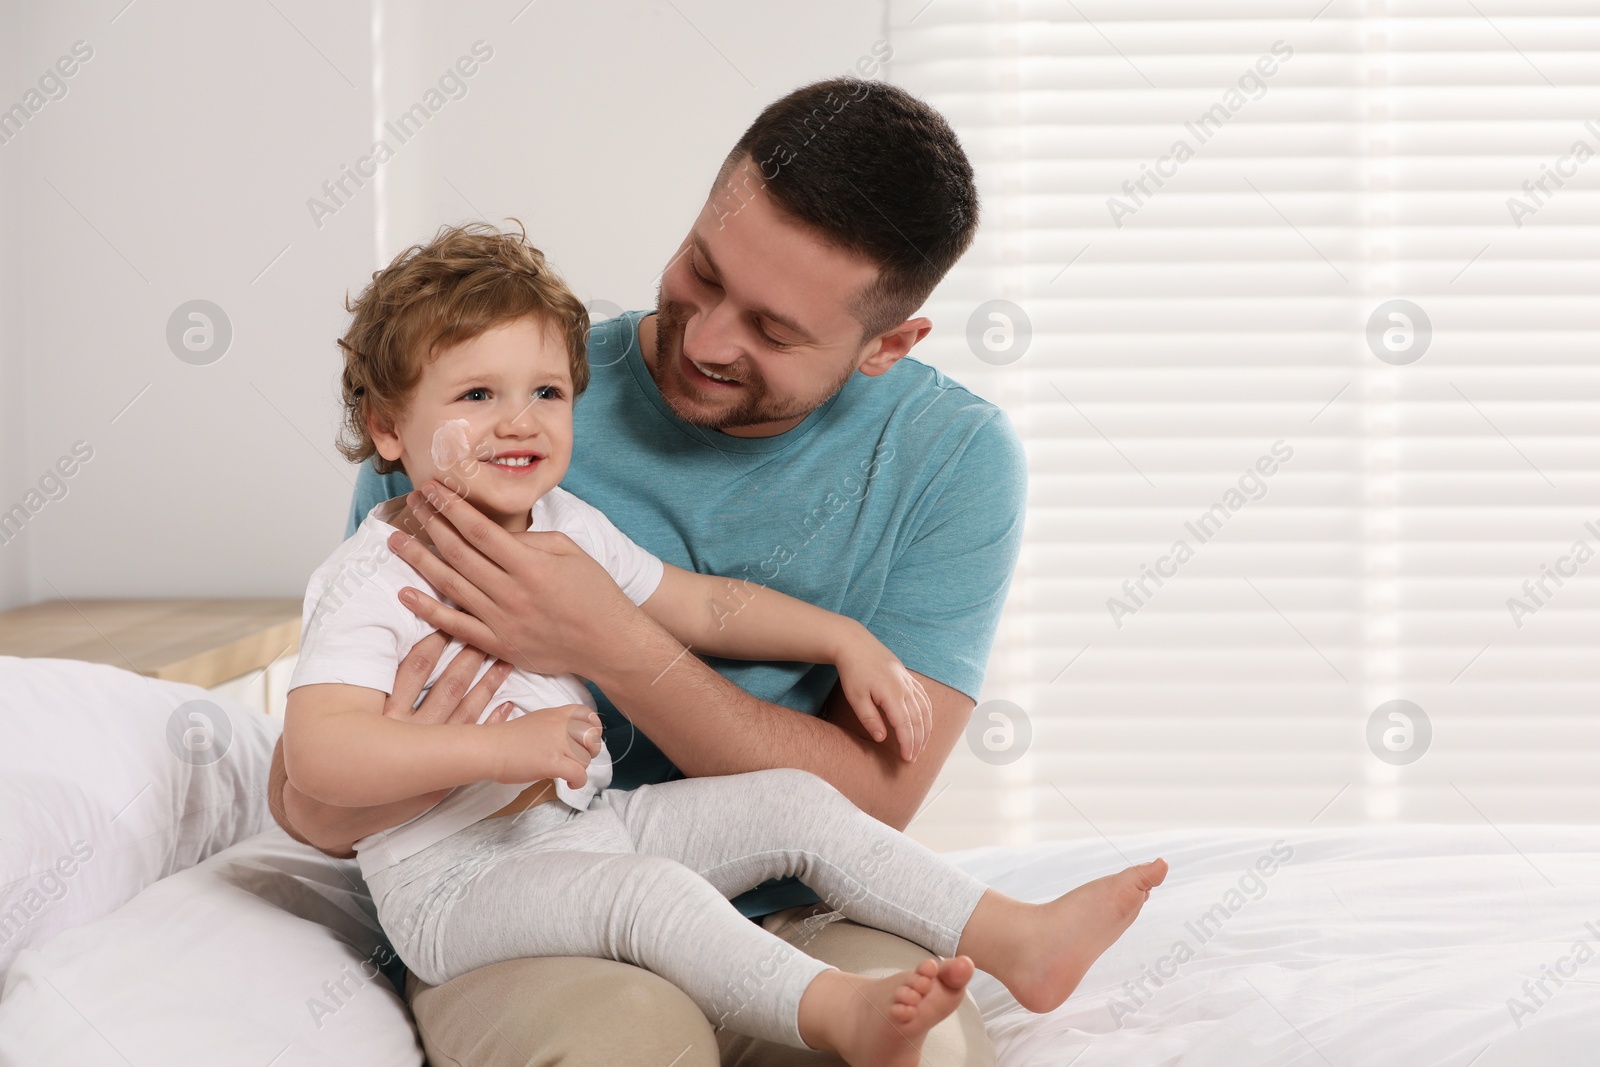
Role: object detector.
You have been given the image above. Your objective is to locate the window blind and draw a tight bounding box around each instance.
[887,0,1600,853]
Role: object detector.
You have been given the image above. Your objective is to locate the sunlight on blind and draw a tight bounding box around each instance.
[890,1,1600,852]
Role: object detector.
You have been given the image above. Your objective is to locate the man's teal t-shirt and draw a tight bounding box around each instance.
[348,310,1026,918]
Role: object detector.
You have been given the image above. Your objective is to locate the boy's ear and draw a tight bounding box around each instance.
[367,407,405,464]
[857,317,933,378]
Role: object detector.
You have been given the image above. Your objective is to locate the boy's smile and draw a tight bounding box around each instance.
[369,314,575,533]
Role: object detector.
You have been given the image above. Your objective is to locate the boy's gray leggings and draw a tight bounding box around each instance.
[365,768,991,1049]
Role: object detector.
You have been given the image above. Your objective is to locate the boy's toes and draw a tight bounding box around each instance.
[1134,858,1168,891]
[939,955,976,990]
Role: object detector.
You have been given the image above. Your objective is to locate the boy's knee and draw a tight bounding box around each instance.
[605,853,720,924]
[612,851,704,891]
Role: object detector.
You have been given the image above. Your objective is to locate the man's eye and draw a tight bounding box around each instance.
[690,260,718,288]
[460,388,489,401]
[758,324,799,349]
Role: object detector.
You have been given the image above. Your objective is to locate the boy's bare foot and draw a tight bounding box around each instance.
[798,956,974,1067]
[962,858,1168,1013]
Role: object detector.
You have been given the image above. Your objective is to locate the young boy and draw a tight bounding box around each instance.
[282,222,1166,1066]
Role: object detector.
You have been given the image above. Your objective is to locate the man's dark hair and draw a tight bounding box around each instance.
[718,77,979,340]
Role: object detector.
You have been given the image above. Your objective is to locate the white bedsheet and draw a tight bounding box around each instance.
[954,825,1600,1067]
[1,823,1594,1064]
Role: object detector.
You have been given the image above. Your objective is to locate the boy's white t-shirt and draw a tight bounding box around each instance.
[288,487,664,882]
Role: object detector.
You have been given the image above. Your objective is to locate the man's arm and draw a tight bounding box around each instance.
[818,671,974,829]
[639,563,931,761]
[584,601,968,829]
[385,488,965,828]
[267,634,514,858]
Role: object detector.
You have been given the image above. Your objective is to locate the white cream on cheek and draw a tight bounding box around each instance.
[430,418,473,471]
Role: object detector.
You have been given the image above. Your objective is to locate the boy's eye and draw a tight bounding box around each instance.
[534,385,563,401]
[460,387,490,402]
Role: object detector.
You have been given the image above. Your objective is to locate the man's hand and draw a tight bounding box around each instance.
[381,631,516,729]
[385,482,640,679]
[269,631,515,858]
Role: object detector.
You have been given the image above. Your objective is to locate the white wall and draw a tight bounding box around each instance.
[0,0,375,605]
[0,0,886,607]
[371,0,889,314]
[0,2,28,607]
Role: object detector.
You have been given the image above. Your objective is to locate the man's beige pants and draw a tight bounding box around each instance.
[403,902,997,1066]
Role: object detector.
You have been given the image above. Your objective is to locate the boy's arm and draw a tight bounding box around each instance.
[271,743,448,858]
[269,635,514,857]
[640,564,932,759]
[640,564,856,666]
[283,682,510,807]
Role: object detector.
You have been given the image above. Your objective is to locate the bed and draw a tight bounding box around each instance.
[2,657,1594,1065]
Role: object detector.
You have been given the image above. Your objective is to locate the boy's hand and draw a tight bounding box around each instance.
[490,703,604,789]
[836,635,932,762]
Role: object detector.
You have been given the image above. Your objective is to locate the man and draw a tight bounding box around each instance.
[268,76,1026,1066]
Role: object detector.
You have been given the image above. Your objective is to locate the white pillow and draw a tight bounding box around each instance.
[0,656,281,984]
[0,828,423,1066]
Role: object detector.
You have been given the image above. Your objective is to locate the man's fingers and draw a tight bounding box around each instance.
[475,660,516,707]
[418,481,530,574]
[411,644,483,724]
[445,655,513,725]
[437,644,485,685]
[416,486,581,676]
[484,701,514,724]
[388,630,448,715]
[395,585,504,658]
[409,485,513,592]
[388,526,495,624]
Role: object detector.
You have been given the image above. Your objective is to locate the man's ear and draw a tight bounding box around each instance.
[367,407,405,464]
[857,317,933,377]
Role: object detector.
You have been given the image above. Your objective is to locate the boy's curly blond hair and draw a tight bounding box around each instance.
[336,220,590,475]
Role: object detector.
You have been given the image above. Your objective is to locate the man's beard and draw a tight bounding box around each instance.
[649,295,855,431]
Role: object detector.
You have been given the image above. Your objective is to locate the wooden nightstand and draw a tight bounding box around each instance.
[0,598,302,715]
